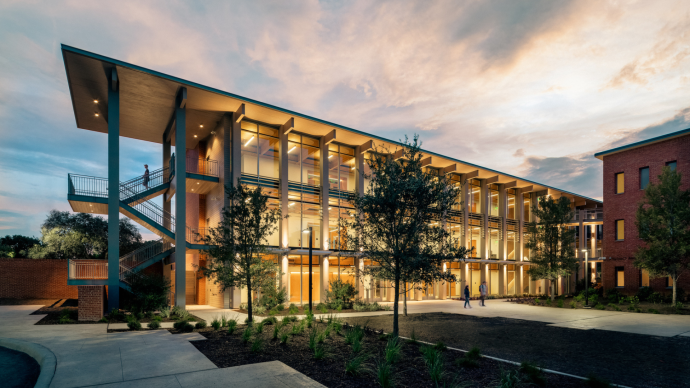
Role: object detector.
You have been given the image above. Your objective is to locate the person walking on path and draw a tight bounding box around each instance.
[464,285,472,309]
[479,281,488,307]
[143,164,150,189]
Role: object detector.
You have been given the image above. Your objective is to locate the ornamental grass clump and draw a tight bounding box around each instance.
[160,306,171,318]
[211,318,221,330]
[420,345,445,384]
[227,319,238,334]
[384,336,402,364]
[241,326,253,344]
[519,361,546,386]
[280,331,290,344]
[375,359,395,388]
[273,324,280,340]
[288,304,299,314]
[250,338,264,353]
[195,321,207,329]
[345,352,371,376]
[255,321,265,334]
[313,345,327,360]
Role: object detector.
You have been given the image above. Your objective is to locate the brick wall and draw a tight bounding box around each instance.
[601,135,690,298]
[0,259,78,299]
[78,286,105,321]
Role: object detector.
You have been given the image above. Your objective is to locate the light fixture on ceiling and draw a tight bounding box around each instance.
[328,155,333,159]
[288,146,296,153]
[200,124,204,128]
[95,113,99,117]
[194,135,197,138]
[93,99,98,103]
[197,182,199,185]
[244,135,255,147]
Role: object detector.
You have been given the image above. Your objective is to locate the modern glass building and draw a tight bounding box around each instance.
[61,45,602,316]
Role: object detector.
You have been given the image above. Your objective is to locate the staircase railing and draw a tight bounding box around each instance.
[119,239,174,271]
[120,167,170,201]
[68,259,108,280]
[68,174,108,198]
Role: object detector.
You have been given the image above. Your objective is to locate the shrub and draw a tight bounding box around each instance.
[595,303,605,310]
[239,303,247,310]
[313,345,326,360]
[176,308,190,320]
[458,347,481,368]
[253,305,267,315]
[648,292,664,304]
[325,278,358,309]
[227,319,238,334]
[183,322,194,332]
[147,320,161,329]
[277,304,285,311]
[127,319,142,330]
[585,373,612,388]
[545,299,552,306]
[636,286,653,301]
[195,321,207,329]
[608,303,621,311]
[384,336,402,364]
[420,346,444,384]
[262,316,278,325]
[250,338,264,353]
[557,299,564,308]
[125,273,171,314]
[345,353,371,376]
[159,306,171,318]
[288,304,299,314]
[353,304,366,312]
[211,318,221,330]
[241,326,253,344]
[173,320,188,330]
[520,361,546,386]
[268,308,278,315]
[257,284,288,311]
[649,308,659,314]
[605,288,622,304]
[570,301,576,309]
[375,359,395,388]
[98,316,109,323]
[675,302,685,314]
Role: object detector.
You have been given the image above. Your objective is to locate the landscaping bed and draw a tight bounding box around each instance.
[0,298,61,306]
[34,303,205,325]
[344,312,690,388]
[190,315,584,388]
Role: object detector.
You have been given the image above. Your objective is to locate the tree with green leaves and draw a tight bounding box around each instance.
[525,195,578,301]
[342,135,471,336]
[0,235,40,257]
[201,184,282,322]
[635,167,690,305]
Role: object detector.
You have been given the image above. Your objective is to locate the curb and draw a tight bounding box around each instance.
[0,338,56,388]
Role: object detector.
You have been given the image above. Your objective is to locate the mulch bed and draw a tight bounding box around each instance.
[511,296,690,315]
[344,313,690,388]
[32,300,205,325]
[237,307,389,317]
[190,319,584,388]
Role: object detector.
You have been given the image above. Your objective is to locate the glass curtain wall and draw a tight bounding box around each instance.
[328,144,356,250]
[488,184,499,216]
[523,193,531,222]
[468,179,481,213]
[506,264,516,295]
[507,189,516,219]
[240,121,280,246]
[506,224,517,260]
[287,255,320,305]
[488,219,500,259]
[489,264,499,294]
[287,134,321,248]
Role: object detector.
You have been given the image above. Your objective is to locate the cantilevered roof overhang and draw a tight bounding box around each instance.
[61,44,601,206]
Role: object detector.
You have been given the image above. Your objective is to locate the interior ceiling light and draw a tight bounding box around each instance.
[94,113,99,117]
[194,135,197,138]
[200,124,204,128]
[328,155,333,159]
[93,99,98,103]
[244,135,255,147]
[288,146,296,153]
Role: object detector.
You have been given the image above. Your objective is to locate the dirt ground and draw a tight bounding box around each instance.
[345,313,689,388]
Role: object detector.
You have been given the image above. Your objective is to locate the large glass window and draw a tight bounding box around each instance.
[329,198,355,250]
[447,214,463,248]
[449,174,463,211]
[640,167,649,190]
[288,201,321,249]
[468,179,481,213]
[468,216,482,257]
[506,226,516,260]
[489,264,499,294]
[287,134,321,248]
[240,121,280,180]
[522,237,530,261]
[506,264,516,295]
[615,266,625,287]
[287,133,320,186]
[523,193,531,221]
[641,269,649,287]
[286,255,320,305]
[328,144,356,192]
[616,172,624,194]
[666,161,677,171]
[507,189,516,219]
[489,184,499,217]
[488,218,500,259]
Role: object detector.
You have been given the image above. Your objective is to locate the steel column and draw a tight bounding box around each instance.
[107,68,120,311]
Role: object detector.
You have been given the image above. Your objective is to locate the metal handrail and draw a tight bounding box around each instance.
[187,157,219,177]
[68,259,108,280]
[120,167,170,201]
[187,227,210,244]
[119,239,174,270]
[68,174,108,198]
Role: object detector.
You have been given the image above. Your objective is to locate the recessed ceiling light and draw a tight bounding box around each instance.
[200,124,203,128]
[93,99,98,103]
[197,182,199,185]
[95,113,99,117]
[194,135,197,138]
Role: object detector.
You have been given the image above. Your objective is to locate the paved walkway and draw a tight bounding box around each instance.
[188,299,690,337]
[0,306,323,388]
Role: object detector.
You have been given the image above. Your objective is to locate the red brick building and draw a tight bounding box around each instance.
[595,127,690,298]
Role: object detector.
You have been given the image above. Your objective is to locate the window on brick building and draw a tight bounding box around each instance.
[667,276,673,288]
[616,219,624,241]
[640,167,649,190]
[666,161,676,171]
[615,172,624,194]
[640,269,649,287]
[616,267,625,287]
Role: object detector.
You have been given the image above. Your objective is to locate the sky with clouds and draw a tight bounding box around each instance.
[1,0,690,239]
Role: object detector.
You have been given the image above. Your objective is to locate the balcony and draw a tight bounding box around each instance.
[187,157,219,177]
[572,209,603,223]
[578,248,603,259]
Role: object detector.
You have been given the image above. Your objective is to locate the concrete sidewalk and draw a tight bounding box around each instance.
[188,299,690,337]
[0,306,323,388]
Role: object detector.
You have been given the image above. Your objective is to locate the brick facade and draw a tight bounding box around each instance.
[78,286,105,321]
[601,133,690,297]
[0,259,78,299]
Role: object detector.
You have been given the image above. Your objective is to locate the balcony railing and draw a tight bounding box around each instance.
[578,248,603,259]
[187,227,210,244]
[68,174,108,198]
[187,157,219,177]
[68,259,108,280]
[573,209,603,223]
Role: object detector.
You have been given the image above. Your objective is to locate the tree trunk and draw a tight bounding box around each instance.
[393,271,400,336]
[551,280,556,301]
[247,273,252,323]
[673,276,677,306]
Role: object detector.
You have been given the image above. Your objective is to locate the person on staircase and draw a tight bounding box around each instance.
[143,164,150,189]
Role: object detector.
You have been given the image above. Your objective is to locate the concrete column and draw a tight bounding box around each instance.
[107,68,120,311]
[516,265,523,296]
[320,256,329,303]
[516,189,525,262]
[163,131,172,230]
[174,88,187,308]
[280,255,288,296]
[579,210,585,279]
[499,185,507,260]
[320,133,332,250]
[590,224,596,256]
[221,114,233,308]
[462,179,469,252]
[499,264,505,296]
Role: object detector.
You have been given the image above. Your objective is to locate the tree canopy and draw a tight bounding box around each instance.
[634,167,690,305]
[0,235,40,257]
[201,184,282,322]
[525,195,578,300]
[342,135,471,336]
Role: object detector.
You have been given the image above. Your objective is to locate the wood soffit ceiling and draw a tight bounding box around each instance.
[62,47,601,204]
